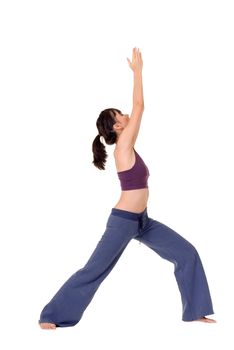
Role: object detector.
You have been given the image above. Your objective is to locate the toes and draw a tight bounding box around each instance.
[39,322,56,329]
[197,317,216,323]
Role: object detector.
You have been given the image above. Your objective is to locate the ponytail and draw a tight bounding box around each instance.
[92,134,107,170]
[92,108,118,169]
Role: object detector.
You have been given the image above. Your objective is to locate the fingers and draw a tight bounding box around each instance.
[133,47,139,56]
[127,48,143,71]
[133,47,142,60]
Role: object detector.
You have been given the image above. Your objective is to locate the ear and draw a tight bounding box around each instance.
[113,122,122,131]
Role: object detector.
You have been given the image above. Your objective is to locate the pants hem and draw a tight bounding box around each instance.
[182,310,215,322]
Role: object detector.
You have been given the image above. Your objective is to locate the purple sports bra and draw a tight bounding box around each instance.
[117,149,150,191]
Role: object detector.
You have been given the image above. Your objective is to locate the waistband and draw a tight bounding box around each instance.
[111,207,148,221]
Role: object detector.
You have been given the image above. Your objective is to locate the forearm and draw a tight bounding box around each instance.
[133,71,144,106]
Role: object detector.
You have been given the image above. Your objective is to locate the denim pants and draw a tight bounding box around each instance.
[38,207,214,327]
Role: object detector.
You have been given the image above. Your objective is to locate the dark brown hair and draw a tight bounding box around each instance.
[92,108,121,170]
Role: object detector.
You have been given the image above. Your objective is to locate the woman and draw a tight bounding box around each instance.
[39,48,216,329]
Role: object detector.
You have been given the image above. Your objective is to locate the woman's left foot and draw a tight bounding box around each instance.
[196,316,216,323]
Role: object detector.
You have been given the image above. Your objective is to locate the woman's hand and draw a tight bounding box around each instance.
[127,47,143,73]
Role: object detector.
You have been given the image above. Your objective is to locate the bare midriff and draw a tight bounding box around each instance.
[114,187,149,213]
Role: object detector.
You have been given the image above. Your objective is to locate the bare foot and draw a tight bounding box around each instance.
[39,322,56,329]
[196,316,217,323]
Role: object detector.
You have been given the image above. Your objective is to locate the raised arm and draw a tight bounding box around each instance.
[117,48,144,149]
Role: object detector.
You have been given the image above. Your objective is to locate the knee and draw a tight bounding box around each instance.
[177,242,200,270]
[186,242,201,265]
[187,242,198,255]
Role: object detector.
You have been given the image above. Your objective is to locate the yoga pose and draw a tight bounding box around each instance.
[39,48,216,329]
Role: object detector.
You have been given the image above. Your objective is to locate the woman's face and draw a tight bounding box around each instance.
[114,111,130,131]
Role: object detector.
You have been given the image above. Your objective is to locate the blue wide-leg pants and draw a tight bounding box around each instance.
[38,207,214,327]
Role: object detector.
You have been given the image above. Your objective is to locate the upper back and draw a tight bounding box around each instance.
[114,147,150,191]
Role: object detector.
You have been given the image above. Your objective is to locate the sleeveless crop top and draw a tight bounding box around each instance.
[117,149,150,191]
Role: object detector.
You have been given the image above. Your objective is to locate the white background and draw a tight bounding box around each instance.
[0,0,233,349]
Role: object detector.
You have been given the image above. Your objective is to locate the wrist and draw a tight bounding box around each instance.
[133,70,142,76]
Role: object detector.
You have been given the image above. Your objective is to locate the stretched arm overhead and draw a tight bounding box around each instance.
[117,48,144,150]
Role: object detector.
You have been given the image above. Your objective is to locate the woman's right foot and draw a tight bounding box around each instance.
[196,316,217,323]
[39,322,56,329]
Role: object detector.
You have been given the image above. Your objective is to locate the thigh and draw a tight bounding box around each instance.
[137,217,196,265]
[82,214,139,270]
